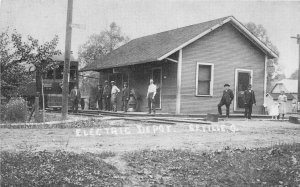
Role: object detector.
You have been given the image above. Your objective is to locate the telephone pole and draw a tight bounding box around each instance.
[291,34,300,112]
[62,0,73,120]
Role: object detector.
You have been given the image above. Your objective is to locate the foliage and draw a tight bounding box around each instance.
[3,97,27,122]
[245,22,283,90]
[11,32,62,94]
[0,30,33,97]
[0,29,61,98]
[123,143,300,186]
[78,22,129,96]
[0,150,124,186]
[79,22,130,67]
[0,103,6,121]
[290,69,298,80]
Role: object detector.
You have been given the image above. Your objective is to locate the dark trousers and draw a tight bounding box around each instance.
[218,101,230,117]
[71,98,79,113]
[98,99,103,110]
[244,104,253,119]
[103,96,110,111]
[122,99,128,112]
[148,93,155,113]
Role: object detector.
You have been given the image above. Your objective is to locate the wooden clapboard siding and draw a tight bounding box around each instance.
[180,23,265,114]
[161,62,177,113]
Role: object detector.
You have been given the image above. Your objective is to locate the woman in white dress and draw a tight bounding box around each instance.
[278,91,288,120]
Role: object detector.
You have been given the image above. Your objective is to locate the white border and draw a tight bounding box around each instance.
[195,62,214,97]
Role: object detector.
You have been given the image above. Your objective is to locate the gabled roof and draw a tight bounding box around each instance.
[80,16,278,72]
[271,79,298,94]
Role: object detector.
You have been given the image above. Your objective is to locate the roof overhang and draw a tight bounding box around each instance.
[157,16,278,61]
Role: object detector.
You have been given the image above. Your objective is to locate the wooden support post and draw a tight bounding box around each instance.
[264,55,268,114]
[62,0,73,120]
[176,50,182,114]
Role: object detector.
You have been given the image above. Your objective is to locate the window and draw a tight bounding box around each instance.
[55,65,63,79]
[196,63,214,96]
[43,69,54,79]
[70,65,77,81]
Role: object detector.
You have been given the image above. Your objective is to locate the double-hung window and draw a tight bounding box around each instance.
[195,63,214,96]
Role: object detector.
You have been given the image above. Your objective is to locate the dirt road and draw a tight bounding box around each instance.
[1,118,300,153]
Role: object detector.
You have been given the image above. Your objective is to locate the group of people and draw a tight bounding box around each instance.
[218,83,256,119]
[218,83,292,120]
[96,78,157,114]
[69,79,158,114]
[265,91,288,120]
[95,80,128,112]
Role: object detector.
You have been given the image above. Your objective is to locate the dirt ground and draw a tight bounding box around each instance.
[1,118,300,154]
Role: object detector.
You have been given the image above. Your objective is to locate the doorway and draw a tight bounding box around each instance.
[152,67,162,109]
[234,69,253,111]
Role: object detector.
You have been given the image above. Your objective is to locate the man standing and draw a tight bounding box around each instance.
[103,80,111,111]
[147,79,157,114]
[122,82,130,112]
[244,84,256,120]
[96,84,104,110]
[218,83,234,118]
[111,81,120,112]
[70,85,81,113]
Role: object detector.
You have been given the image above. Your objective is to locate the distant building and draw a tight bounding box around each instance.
[80,16,278,114]
[270,79,298,113]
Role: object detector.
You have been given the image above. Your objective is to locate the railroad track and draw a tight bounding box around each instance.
[47,109,274,125]
[47,109,213,125]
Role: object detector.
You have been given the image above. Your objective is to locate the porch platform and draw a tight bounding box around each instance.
[76,109,273,119]
[289,114,300,124]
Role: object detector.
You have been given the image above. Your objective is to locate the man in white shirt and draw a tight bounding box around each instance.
[146,79,156,114]
[110,81,120,112]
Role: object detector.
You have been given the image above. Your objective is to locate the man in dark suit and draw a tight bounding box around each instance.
[103,80,111,111]
[218,83,234,118]
[70,85,81,113]
[121,82,130,112]
[244,84,256,119]
[96,84,104,110]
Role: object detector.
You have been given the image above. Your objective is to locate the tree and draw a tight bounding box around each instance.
[11,33,61,95]
[0,30,33,97]
[1,29,61,116]
[245,22,282,91]
[78,22,129,104]
[290,69,298,80]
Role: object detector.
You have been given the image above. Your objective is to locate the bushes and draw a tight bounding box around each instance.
[1,97,28,122]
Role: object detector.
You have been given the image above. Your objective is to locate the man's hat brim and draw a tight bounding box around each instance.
[224,84,230,87]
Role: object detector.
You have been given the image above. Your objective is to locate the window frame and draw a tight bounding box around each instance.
[195,62,214,97]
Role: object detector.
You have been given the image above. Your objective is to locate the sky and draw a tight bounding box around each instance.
[0,0,300,77]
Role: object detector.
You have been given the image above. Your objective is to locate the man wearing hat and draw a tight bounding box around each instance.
[244,84,256,120]
[121,82,130,112]
[103,80,111,111]
[110,81,120,112]
[218,83,234,118]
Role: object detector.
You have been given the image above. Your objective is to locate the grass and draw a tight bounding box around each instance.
[123,143,300,186]
[1,144,299,186]
[0,150,124,187]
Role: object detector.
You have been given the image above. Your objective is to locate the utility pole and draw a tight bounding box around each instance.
[291,34,300,112]
[62,0,73,120]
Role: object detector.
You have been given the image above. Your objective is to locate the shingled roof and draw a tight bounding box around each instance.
[80,16,278,72]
